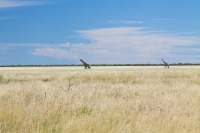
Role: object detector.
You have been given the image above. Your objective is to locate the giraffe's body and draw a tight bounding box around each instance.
[80,59,91,69]
[162,59,169,68]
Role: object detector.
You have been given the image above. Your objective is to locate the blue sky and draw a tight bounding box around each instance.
[0,0,200,65]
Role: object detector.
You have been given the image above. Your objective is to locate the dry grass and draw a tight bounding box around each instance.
[0,66,200,133]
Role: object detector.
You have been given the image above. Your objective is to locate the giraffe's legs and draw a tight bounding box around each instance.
[164,64,169,68]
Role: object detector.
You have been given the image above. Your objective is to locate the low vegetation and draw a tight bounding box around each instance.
[1,62,200,67]
[0,74,3,81]
[0,67,200,132]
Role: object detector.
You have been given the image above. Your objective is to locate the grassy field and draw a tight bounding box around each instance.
[0,66,200,133]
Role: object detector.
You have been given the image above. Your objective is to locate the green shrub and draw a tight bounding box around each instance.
[0,74,3,81]
[76,106,92,117]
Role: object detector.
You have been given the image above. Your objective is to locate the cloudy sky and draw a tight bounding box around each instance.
[0,0,200,65]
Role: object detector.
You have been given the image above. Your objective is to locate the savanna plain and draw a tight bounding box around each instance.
[0,66,200,133]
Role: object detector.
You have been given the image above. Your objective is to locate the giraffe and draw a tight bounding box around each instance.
[80,59,91,69]
[162,59,169,68]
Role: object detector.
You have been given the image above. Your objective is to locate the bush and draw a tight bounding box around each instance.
[76,106,92,117]
[0,74,3,81]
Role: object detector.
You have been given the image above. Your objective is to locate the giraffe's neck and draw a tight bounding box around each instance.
[81,60,86,64]
[163,60,167,64]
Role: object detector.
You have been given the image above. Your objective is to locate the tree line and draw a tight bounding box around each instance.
[0,63,200,67]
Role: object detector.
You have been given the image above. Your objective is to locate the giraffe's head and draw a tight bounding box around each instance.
[80,59,83,61]
[162,59,164,61]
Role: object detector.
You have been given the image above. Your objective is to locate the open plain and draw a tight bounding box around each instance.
[0,66,200,133]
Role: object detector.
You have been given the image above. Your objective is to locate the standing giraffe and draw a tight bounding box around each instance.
[162,59,169,68]
[80,59,91,69]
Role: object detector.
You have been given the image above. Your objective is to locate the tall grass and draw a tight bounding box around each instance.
[0,68,200,132]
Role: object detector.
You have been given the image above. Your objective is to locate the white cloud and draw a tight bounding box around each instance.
[2,27,199,64]
[155,19,172,21]
[118,21,144,24]
[58,42,70,47]
[0,17,11,20]
[192,60,200,63]
[29,48,78,59]
[108,20,144,24]
[27,27,200,64]
[0,0,43,8]
[0,42,73,48]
